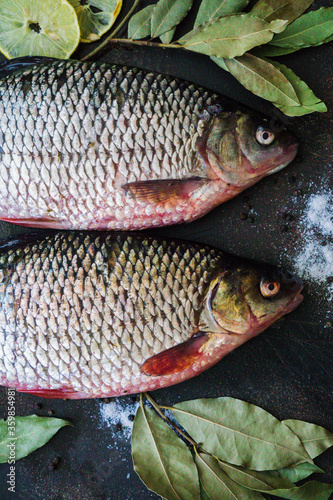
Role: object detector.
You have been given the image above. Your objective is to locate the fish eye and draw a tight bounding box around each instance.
[260,278,280,298]
[256,126,275,146]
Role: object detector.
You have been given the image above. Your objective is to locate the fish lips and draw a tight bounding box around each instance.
[267,140,299,175]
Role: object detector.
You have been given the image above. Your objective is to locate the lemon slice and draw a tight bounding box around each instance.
[68,0,122,43]
[0,0,80,59]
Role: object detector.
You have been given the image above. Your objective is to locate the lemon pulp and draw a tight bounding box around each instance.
[0,0,80,59]
[68,0,122,43]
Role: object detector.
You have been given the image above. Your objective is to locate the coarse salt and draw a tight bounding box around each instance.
[99,399,139,439]
[291,189,333,304]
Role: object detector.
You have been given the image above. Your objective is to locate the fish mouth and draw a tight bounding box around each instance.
[267,141,299,175]
[284,286,304,314]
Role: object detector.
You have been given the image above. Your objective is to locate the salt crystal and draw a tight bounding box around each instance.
[291,189,333,304]
[99,399,139,439]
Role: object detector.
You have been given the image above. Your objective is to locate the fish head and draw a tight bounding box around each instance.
[204,259,303,337]
[205,111,298,187]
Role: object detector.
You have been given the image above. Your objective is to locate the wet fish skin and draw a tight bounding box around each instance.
[0,57,298,230]
[0,232,303,399]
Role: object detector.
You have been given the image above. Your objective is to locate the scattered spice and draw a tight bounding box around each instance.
[291,188,333,305]
[100,399,140,439]
[48,457,60,471]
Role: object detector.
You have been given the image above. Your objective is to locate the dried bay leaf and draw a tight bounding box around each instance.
[151,0,193,39]
[172,398,312,470]
[131,404,200,500]
[160,27,176,44]
[219,460,333,499]
[178,14,287,59]
[195,453,265,500]
[283,419,333,459]
[212,53,300,107]
[270,7,333,48]
[128,4,154,40]
[194,0,249,29]
[269,60,327,115]
[0,415,71,463]
[251,0,314,24]
[265,481,333,500]
[252,44,304,57]
[277,462,324,483]
[218,460,295,492]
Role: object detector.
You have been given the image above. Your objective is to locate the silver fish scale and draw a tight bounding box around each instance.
[0,60,216,228]
[0,233,222,396]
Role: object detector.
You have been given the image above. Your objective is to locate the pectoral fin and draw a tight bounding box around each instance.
[140,334,209,376]
[122,177,207,203]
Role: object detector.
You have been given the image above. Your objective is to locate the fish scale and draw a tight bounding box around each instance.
[0,232,222,397]
[0,58,298,230]
[0,59,217,228]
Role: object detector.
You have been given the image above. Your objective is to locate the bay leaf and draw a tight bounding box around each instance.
[151,0,193,39]
[252,45,304,57]
[212,53,301,107]
[131,404,200,500]
[270,7,333,48]
[0,415,71,463]
[277,462,324,483]
[128,5,154,40]
[283,419,333,459]
[266,481,333,500]
[195,453,265,500]
[178,14,287,59]
[269,60,327,115]
[194,0,249,29]
[200,483,212,500]
[251,0,314,24]
[218,460,295,492]
[160,27,176,44]
[220,460,332,499]
[171,398,312,470]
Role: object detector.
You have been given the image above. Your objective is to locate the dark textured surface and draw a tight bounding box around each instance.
[0,0,332,499]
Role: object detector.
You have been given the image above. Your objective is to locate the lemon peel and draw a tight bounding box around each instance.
[68,0,122,43]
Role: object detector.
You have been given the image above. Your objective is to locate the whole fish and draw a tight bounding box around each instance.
[0,232,303,399]
[0,57,298,230]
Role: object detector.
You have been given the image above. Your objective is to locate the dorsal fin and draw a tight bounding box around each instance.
[0,56,59,79]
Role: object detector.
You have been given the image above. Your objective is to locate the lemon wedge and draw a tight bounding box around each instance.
[68,0,122,43]
[0,0,80,59]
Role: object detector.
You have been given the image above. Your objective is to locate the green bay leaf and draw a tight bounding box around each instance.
[131,404,200,500]
[160,27,176,44]
[195,453,265,500]
[282,419,333,459]
[128,4,154,40]
[251,0,314,24]
[269,60,327,115]
[179,14,287,59]
[211,53,300,107]
[277,462,324,483]
[270,7,333,48]
[252,44,304,57]
[172,397,312,471]
[218,460,295,492]
[267,481,333,500]
[0,415,71,463]
[151,0,193,39]
[194,0,249,29]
